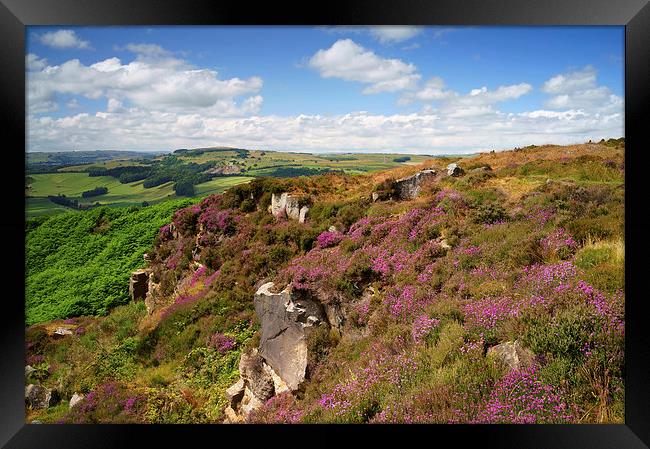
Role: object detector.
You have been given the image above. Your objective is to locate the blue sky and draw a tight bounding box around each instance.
[26,26,624,153]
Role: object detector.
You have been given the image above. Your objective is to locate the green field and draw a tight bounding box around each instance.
[26,149,441,218]
[25,197,72,217]
[193,176,254,195]
[26,172,256,217]
[178,149,435,175]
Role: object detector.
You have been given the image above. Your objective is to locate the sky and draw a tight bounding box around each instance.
[26,26,624,154]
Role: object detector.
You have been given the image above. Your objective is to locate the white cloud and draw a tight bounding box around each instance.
[308,39,420,94]
[122,43,171,57]
[412,77,456,101]
[319,26,423,45]
[432,27,459,40]
[27,48,263,116]
[541,66,622,112]
[26,53,48,71]
[25,43,623,155]
[400,79,532,115]
[39,30,90,49]
[542,66,597,94]
[368,26,424,44]
[106,98,124,113]
[27,105,623,154]
[66,98,80,109]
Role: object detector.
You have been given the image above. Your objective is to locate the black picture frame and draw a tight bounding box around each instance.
[3,0,649,447]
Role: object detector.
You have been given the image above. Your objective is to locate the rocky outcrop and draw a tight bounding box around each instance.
[271,193,309,223]
[129,269,150,301]
[299,206,309,223]
[371,169,437,202]
[144,274,161,315]
[69,392,84,409]
[254,282,327,392]
[393,169,437,200]
[487,340,534,371]
[223,349,289,423]
[224,282,337,423]
[205,164,242,175]
[446,163,465,177]
[25,384,59,410]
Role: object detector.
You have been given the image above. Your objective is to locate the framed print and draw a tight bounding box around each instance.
[2,0,649,447]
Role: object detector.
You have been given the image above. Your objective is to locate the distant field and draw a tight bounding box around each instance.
[28,173,176,202]
[193,176,255,195]
[25,197,72,217]
[58,160,149,172]
[26,172,255,217]
[26,149,444,218]
[179,149,435,175]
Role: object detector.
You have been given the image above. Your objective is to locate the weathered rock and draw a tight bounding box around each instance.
[393,169,437,200]
[223,406,244,423]
[69,392,84,409]
[434,236,451,250]
[143,272,162,315]
[240,386,265,417]
[271,193,308,222]
[469,166,490,173]
[323,302,346,333]
[487,340,534,371]
[25,384,59,410]
[263,362,290,395]
[371,192,380,202]
[129,269,149,301]
[169,222,179,239]
[224,348,285,422]
[225,378,245,406]
[298,206,309,224]
[328,225,337,233]
[53,327,73,337]
[254,282,327,392]
[25,365,36,378]
[446,163,464,177]
[239,350,276,402]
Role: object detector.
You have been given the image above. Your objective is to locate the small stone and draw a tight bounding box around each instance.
[446,163,464,177]
[25,384,60,409]
[25,365,36,378]
[487,340,534,371]
[69,392,84,409]
[53,327,73,337]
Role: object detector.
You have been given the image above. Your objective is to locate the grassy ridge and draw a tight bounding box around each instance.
[26,199,192,325]
[24,142,625,424]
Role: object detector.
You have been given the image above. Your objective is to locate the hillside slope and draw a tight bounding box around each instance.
[25,141,624,424]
